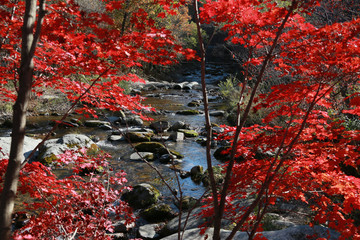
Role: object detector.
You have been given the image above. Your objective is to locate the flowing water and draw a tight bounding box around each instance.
[3,63,233,202]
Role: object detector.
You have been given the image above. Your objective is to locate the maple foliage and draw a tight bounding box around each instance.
[195,0,360,239]
[0,148,133,240]
[0,0,194,114]
[0,0,194,239]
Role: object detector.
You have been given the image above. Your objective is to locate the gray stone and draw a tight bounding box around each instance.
[84,120,110,127]
[129,152,154,161]
[209,110,225,117]
[190,165,204,183]
[125,132,151,142]
[39,134,97,165]
[113,220,135,233]
[170,121,186,131]
[169,132,184,142]
[150,121,170,133]
[141,203,176,223]
[108,135,125,141]
[0,136,42,162]
[161,207,205,234]
[183,81,199,90]
[122,183,161,209]
[160,225,340,240]
[159,154,176,164]
[138,223,163,239]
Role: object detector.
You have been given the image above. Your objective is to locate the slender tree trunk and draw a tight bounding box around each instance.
[0,0,44,238]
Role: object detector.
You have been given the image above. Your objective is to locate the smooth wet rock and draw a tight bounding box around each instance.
[170,121,186,131]
[159,153,176,164]
[134,142,168,153]
[108,135,125,141]
[125,132,152,142]
[84,120,110,127]
[160,225,340,240]
[187,100,202,107]
[160,207,206,236]
[38,134,97,165]
[209,110,225,117]
[138,223,164,239]
[183,81,199,90]
[0,136,42,161]
[141,203,176,223]
[178,129,198,138]
[176,109,201,115]
[129,152,154,161]
[169,132,184,142]
[150,121,170,133]
[174,196,198,211]
[202,166,224,187]
[213,146,231,162]
[112,220,136,233]
[190,165,204,183]
[122,183,161,209]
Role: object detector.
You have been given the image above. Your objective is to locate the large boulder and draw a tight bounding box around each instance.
[125,132,152,142]
[160,225,340,240]
[176,110,201,115]
[122,183,161,209]
[0,136,42,161]
[141,203,176,223]
[38,134,97,165]
[134,142,184,159]
[150,121,170,133]
[129,152,154,161]
[84,120,110,128]
[178,129,198,138]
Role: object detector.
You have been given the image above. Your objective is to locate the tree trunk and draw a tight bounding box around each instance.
[0,0,40,238]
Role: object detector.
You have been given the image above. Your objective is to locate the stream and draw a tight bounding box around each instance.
[1,63,234,202]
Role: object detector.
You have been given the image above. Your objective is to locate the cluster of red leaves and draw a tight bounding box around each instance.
[0,148,132,240]
[198,0,360,238]
[0,0,195,116]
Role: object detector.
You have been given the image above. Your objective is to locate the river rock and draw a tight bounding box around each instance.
[213,146,231,162]
[159,207,206,236]
[129,152,154,161]
[159,153,176,164]
[150,121,170,133]
[176,110,201,115]
[134,142,184,159]
[187,100,202,107]
[0,136,42,161]
[159,225,340,240]
[125,132,152,142]
[209,110,225,117]
[202,166,224,187]
[116,116,144,126]
[38,134,97,165]
[174,196,198,211]
[138,223,164,239]
[108,134,125,141]
[173,82,186,89]
[190,165,204,183]
[84,120,110,127]
[170,121,187,131]
[122,183,161,209]
[183,81,199,90]
[141,203,176,223]
[178,129,198,138]
[134,142,168,153]
[169,132,184,142]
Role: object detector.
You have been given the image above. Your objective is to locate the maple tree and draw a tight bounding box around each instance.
[0,0,193,239]
[193,0,360,239]
[1,0,360,239]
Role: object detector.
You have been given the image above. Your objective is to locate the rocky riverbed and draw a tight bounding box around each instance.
[0,74,340,239]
